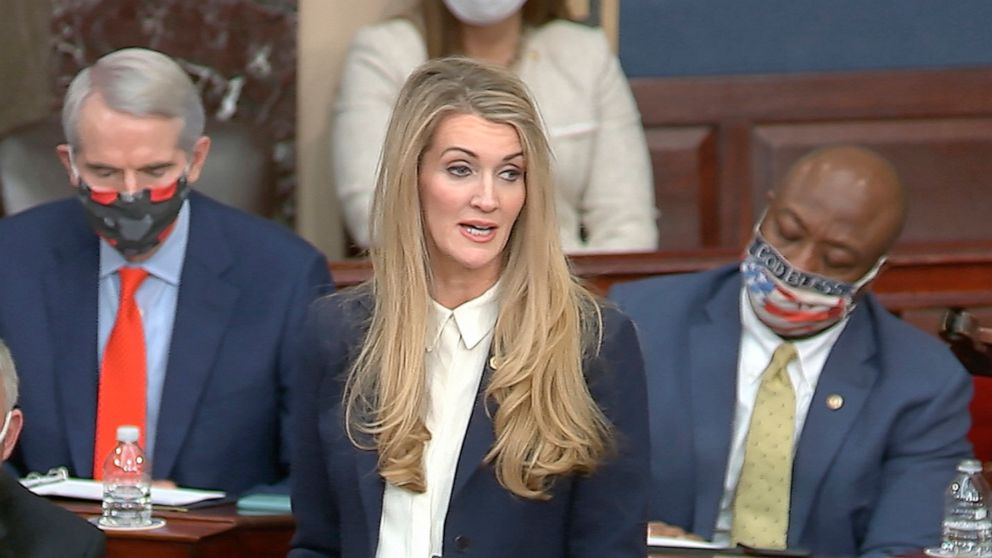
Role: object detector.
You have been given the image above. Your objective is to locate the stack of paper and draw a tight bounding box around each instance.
[25,477,225,507]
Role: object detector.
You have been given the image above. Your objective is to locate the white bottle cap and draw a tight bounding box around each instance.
[116,425,140,443]
[959,459,983,474]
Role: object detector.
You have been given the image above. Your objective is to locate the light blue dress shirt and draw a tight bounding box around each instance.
[98,201,189,464]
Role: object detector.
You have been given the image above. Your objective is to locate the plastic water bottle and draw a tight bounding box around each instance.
[939,459,992,557]
[100,425,152,528]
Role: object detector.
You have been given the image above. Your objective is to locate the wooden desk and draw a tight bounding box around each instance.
[58,501,293,558]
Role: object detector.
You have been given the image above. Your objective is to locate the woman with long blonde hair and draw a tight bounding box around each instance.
[291,57,649,558]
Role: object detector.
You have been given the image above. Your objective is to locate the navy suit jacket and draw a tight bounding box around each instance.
[610,265,973,557]
[0,192,333,495]
[290,291,650,558]
[0,469,104,558]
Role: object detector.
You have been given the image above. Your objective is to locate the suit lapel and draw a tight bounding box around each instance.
[355,441,384,553]
[152,197,238,478]
[788,303,878,546]
[339,295,386,555]
[0,519,8,558]
[47,225,100,476]
[352,354,496,554]
[689,274,744,537]
[449,357,496,501]
[0,472,14,558]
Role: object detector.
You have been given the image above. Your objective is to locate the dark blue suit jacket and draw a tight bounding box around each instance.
[290,292,650,557]
[0,469,104,557]
[0,192,333,495]
[610,265,973,557]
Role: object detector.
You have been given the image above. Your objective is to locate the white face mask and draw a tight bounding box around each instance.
[443,0,527,26]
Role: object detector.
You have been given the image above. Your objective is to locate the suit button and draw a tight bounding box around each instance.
[454,534,470,551]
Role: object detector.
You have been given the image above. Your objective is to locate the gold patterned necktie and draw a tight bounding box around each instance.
[731,342,798,549]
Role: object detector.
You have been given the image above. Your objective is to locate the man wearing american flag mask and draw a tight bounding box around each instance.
[611,145,972,557]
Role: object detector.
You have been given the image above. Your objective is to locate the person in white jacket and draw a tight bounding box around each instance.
[333,0,658,253]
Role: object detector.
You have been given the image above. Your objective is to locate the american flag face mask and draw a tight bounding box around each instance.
[740,232,883,338]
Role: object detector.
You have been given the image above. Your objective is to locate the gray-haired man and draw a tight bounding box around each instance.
[0,47,333,495]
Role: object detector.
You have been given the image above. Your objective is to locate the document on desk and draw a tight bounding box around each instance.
[647,534,734,550]
[24,477,226,506]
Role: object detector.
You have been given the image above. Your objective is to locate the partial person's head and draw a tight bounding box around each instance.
[0,340,24,462]
[56,47,211,260]
[743,145,906,338]
[372,56,556,295]
[424,0,572,57]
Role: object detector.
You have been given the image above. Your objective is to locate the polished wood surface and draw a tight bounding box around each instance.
[58,501,292,558]
[629,67,992,251]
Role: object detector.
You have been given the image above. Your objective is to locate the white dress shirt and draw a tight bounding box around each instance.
[376,283,500,558]
[711,290,851,543]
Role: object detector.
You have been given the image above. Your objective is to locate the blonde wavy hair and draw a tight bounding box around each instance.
[344,57,611,500]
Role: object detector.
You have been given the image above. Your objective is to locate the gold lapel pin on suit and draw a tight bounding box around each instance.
[826,394,844,410]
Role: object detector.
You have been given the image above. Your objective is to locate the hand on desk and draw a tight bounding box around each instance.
[152,479,178,489]
[648,521,704,541]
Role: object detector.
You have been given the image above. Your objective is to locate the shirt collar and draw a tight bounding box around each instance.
[99,200,190,286]
[739,288,849,391]
[426,281,501,352]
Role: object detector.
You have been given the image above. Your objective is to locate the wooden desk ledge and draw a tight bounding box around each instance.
[57,500,294,558]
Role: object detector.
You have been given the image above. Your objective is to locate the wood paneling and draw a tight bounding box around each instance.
[753,119,992,244]
[644,127,717,249]
[631,67,992,250]
[633,68,992,125]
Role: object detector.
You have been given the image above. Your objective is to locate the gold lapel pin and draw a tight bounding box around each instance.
[826,394,844,411]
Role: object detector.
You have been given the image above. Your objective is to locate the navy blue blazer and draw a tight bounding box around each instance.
[290,292,650,557]
[0,192,333,495]
[611,264,973,557]
[0,469,104,557]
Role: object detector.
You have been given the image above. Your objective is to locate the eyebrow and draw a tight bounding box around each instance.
[139,162,176,173]
[441,147,524,162]
[83,163,118,173]
[778,208,809,235]
[83,161,175,173]
[780,208,862,258]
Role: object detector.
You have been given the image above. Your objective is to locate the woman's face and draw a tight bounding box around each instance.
[419,112,526,288]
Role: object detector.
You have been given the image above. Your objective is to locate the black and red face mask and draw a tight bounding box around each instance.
[77,177,190,259]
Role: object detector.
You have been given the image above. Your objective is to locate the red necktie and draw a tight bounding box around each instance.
[93,267,149,479]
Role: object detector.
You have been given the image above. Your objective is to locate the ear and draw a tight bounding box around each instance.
[0,409,23,462]
[184,136,212,184]
[56,144,80,187]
